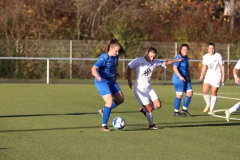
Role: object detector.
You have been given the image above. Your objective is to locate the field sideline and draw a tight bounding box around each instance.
[0,84,240,160]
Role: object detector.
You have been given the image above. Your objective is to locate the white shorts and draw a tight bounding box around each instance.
[204,73,222,88]
[134,88,158,106]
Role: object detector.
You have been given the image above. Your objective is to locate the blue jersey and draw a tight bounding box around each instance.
[94,52,119,81]
[172,54,189,81]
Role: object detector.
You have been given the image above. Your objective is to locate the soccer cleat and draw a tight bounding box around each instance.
[139,107,146,117]
[174,112,182,116]
[149,124,158,130]
[225,109,231,122]
[208,110,214,115]
[203,105,210,113]
[181,109,192,117]
[101,126,110,131]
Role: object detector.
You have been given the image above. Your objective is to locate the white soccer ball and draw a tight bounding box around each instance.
[112,117,126,130]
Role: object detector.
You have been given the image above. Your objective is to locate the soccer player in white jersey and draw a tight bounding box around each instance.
[126,47,183,129]
[199,42,225,115]
[225,60,240,122]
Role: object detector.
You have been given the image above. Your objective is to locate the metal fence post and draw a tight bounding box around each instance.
[70,40,72,79]
[175,42,178,57]
[122,57,125,80]
[227,43,230,80]
[16,40,18,53]
[47,59,49,84]
[164,66,167,84]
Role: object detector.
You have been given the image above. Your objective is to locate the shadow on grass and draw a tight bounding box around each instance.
[124,122,240,131]
[1,121,239,133]
[0,111,138,118]
[0,112,96,118]
[161,122,240,128]
[188,114,209,117]
[0,126,150,133]
[0,148,9,150]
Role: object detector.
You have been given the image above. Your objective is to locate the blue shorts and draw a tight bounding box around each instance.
[173,80,192,94]
[94,79,121,97]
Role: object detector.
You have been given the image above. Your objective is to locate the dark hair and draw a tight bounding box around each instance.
[145,46,157,55]
[106,38,121,52]
[118,44,126,55]
[208,42,215,48]
[179,44,189,56]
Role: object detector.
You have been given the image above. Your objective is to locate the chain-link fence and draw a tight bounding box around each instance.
[10,40,237,59]
[0,40,239,83]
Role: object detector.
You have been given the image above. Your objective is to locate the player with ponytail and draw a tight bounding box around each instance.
[91,38,125,131]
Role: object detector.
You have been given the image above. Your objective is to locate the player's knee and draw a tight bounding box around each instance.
[176,95,183,99]
[117,98,124,104]
[155,103,162,109]
[187,92,193,97]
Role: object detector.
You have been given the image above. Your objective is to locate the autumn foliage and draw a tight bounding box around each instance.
[0,0,239,43]
[0,0,239,80]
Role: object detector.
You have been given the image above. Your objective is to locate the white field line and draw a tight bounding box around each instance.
[194,93,240,101]
[218,93,240,95]
[194,93,240,121]
[212,109,240,121]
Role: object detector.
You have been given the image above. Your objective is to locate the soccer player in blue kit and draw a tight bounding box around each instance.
[172,44,193,116]
[91,38,124,131]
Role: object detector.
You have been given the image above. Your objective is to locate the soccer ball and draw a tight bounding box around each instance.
[112,117,126,130]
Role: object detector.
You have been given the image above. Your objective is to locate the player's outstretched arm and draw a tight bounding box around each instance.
[165,58,183,66]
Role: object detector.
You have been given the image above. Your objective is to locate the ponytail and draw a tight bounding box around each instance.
[106,38,120,52]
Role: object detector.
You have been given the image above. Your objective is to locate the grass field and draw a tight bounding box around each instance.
[1,83,240,160]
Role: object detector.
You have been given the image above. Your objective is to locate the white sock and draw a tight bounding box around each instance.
[183,106,187,110]
[210,96,217,111]
[229,102,240,114]
[203,94,211,106]
[146,112,153,125]
[175,109,179,112]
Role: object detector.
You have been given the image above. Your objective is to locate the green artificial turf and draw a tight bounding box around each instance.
[0,84,240,160]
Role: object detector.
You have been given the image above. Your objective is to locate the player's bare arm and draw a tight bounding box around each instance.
[173,65,185,82]
[165,58,183,66]
[233,67,239,84]
[220,65,225,84]
[91,66,101,81]
[126,66,132,89]
[199,65,207,81]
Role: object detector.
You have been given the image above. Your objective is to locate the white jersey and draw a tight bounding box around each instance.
[128,57,166,92]
[235,60,240,69]
[202,52,223,75]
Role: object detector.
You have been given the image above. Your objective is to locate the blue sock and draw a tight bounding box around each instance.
[100,100,119,113]
[174,97,181,111]
[111,99,119,110]
[183,96,191,109]
[102,106,111,126]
